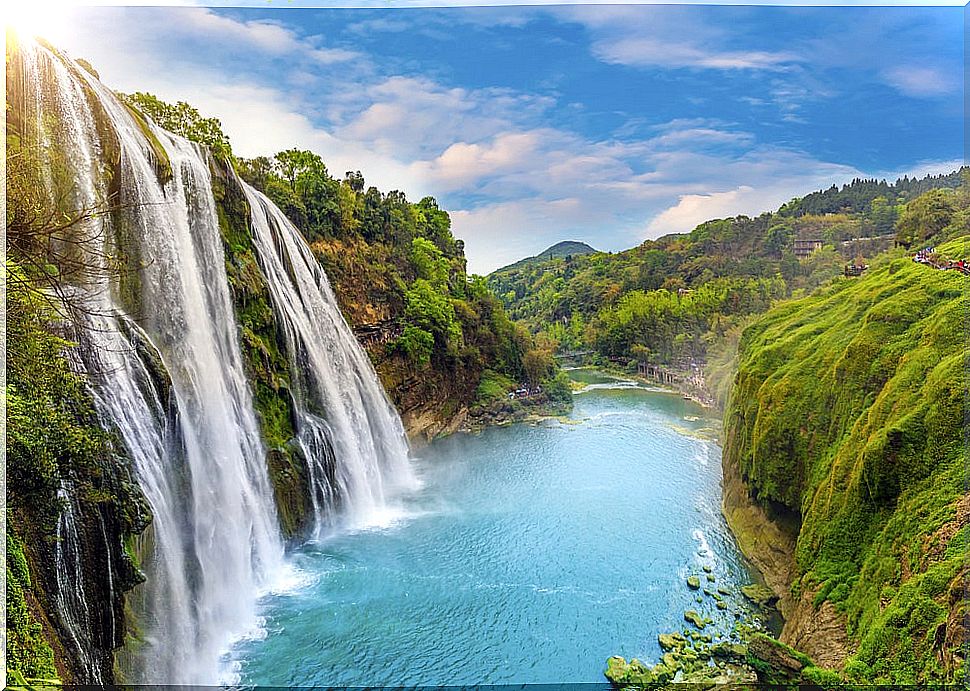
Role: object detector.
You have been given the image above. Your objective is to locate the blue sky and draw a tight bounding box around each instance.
[36,2,964,272]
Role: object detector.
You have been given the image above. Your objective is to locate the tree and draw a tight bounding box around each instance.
[122,92,233,158]
[895,189,955,246]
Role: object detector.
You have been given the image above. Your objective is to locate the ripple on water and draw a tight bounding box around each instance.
[232,379,765,686]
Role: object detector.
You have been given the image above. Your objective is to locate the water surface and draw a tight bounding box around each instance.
[232,371,762,685]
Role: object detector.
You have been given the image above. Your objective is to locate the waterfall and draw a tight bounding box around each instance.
[17,40,283,683]
[241,183,417,535]
[54,484,102,685]
[14,36,415,683]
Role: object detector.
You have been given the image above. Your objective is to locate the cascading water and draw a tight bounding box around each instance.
[19,39,285,683]
[14,36,416,683]
[54,483,102,685]
[242,182,417,535]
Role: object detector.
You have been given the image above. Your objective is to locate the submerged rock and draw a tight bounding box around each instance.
[684,609,707,629]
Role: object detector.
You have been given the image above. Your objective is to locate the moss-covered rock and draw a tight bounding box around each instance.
[683,610,706,629]
[686,575,701,589]
[657,632,686,651]
[740,583,777,607]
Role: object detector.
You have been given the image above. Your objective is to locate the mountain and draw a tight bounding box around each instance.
[492,240,598,274]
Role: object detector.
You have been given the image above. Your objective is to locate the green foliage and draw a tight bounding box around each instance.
[781,169,965,218]
[6,532,58,681]
[6,262,111,530]
[488,173,965,380]
[895,188,955,246]
[120,92,233,159]
[396,325,435,367]
[723,235,968,683]
[475,370,516,404]
[404,279,463,349]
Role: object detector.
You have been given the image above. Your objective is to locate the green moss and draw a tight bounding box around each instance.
[6,532,58,681]
[724,238,968,683]
[120,101,173,184]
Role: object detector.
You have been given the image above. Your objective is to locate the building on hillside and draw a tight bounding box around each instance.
[793,238,824,258]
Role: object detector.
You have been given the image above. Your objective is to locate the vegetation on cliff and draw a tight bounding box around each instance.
[234,146,570,435]
[722,233,968,683]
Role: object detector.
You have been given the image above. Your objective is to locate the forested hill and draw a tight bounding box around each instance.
[487,170,969,383]
[495,240,598,272]
[124,93,571,440]
[780,168,967,218]
[722,234,969,683]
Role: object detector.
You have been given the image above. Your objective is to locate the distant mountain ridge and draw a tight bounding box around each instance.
[493,240,598,274]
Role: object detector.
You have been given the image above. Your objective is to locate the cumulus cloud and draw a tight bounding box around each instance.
[42,5,962,275]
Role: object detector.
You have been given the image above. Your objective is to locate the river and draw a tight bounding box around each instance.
[229,370,764,685]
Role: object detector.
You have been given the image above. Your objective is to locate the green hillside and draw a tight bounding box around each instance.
[722,235,969,683]
[494,240,598,273]
[487,172,968,377]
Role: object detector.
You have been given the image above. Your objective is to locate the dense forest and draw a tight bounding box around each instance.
[123,92,571,438]
[488,171,970,382]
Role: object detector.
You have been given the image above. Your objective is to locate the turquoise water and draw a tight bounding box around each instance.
[230,372,763,686]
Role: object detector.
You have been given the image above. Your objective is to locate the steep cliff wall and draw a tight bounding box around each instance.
[722,238,968,683]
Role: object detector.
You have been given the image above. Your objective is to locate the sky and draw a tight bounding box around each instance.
[20,1,965,273]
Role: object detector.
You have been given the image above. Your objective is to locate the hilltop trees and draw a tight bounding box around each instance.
[488,171,967,372]
[895,189,955,247]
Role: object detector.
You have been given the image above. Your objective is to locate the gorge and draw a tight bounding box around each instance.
[6,30,966,688]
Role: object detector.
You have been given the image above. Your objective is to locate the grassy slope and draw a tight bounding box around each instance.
[723,237,968,683]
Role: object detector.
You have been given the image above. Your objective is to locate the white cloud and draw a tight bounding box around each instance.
[40,5,961,276]
[882,66,957,98]
[645,187,765,237]
[595,38,795,71]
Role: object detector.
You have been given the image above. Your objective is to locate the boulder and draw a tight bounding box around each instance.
[740,583,778,607]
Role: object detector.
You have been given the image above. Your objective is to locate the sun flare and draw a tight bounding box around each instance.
[5,0,67,43]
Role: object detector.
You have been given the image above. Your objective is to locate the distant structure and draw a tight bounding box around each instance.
[793,238,824,259]
[844,263,869,277]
